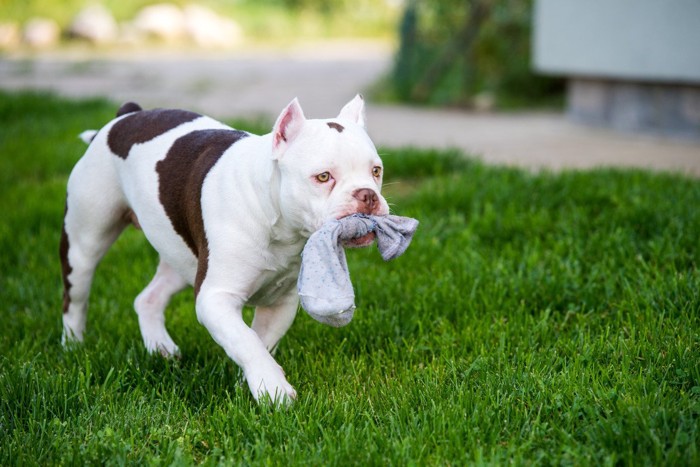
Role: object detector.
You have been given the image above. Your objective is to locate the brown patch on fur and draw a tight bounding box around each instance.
[156,129,249,296]
[116,102,143,117]
[123,209,142,230]
[108,108,201,159]
[326,122,345,133]
[59,202,72,313]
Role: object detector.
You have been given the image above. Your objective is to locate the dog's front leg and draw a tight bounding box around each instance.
[252,291,299,353]
[195,290,297,404]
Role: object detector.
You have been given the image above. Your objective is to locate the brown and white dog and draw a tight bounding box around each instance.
[60,95,389,403]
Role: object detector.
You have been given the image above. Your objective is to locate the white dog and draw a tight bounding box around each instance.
[60,95,389,403]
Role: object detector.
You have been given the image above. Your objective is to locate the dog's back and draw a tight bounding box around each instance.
[60,103,242,340]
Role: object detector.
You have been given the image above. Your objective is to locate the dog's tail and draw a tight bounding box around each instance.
[78,130,98,145]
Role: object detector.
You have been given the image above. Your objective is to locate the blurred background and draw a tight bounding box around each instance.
[0,0,560,109]
[1,0,698,173]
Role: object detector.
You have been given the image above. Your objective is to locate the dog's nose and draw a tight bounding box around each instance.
[353,188,379,213]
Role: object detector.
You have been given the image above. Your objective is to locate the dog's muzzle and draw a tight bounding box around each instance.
[340,188,384,247]
[353,188,379,214]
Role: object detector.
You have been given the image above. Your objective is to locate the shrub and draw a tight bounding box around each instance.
[389,0,564,108]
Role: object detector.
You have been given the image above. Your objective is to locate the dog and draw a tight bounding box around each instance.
[60,95,389,403]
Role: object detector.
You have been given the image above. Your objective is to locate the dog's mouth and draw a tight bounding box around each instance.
[334,203,385,248]
[341,231,376,248]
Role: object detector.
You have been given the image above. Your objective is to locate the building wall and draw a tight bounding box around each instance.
[532,0,700,139]
[533,0,700,84]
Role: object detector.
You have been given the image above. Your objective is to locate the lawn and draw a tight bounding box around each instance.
[1,91,698,465]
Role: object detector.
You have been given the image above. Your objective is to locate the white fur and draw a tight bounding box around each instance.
[61,95,389,404]
[78,130,98,144]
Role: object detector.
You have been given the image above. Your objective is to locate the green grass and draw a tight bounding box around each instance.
[1,91,699,465]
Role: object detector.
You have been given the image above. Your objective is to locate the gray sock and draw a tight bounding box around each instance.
[298,214,419,327]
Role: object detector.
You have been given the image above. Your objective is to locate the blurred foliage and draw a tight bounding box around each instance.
[0,0,160,24]
[387,0,564,109]
[234,0,399,39]
[0,0,399,41]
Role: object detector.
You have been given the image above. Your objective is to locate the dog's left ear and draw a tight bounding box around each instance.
[337,94,366,128]
[272,97,306,158]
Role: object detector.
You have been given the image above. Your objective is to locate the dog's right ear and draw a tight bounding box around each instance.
[272,98,306,159]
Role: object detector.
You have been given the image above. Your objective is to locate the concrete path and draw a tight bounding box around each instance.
[2,43,699,176]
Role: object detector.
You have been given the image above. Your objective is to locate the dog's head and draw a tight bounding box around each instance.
[271,95,389,244]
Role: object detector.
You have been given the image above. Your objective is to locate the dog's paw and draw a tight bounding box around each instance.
[245,364,297,406]
[154,342,181,359]
[61,323,86,347]
[61,331,83,349]
[143,333,180,359]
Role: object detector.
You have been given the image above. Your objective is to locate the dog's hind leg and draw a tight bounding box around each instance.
[134,260,187,357]
[61,151,129,344]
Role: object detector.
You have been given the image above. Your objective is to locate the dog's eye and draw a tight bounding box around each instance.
[372,166,382,178]
[316,172,331,183]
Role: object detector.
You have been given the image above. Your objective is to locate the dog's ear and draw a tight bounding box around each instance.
[272,98,306,158]
[337,94,365,128]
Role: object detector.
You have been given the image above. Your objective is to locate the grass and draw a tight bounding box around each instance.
[1,91,699,465]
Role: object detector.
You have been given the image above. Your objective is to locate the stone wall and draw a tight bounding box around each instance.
[568,80,700,140]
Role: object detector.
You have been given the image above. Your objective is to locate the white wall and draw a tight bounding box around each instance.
[533,0,700,84]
